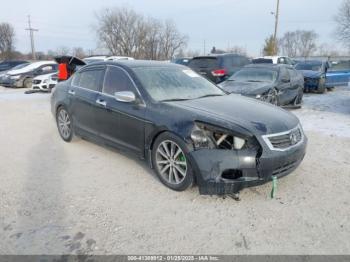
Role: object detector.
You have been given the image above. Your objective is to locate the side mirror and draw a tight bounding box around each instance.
[281,78,290,83]
[114,91,136,103]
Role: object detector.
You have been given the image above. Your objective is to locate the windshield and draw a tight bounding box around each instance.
[295,63,321,71]
[188,58,219,68]
[133,67,225,101]
[229,69,278,83]
[11,63,30,70]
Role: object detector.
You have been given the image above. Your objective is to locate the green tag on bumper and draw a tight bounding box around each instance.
[271,176,277,199]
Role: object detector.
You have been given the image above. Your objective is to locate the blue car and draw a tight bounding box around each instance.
[295,60,329,93]
[326,60,350,88]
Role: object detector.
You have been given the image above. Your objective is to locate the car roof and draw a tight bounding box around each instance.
[192,53,246,59]
[83,60,184,69]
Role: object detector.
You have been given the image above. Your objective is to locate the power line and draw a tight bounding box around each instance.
[25,15,38,60]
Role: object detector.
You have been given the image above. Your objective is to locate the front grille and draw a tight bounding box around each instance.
[32,79,41,84]
[262,126,303,151]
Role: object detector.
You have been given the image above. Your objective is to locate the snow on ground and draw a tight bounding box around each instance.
[0,85,349,255]
[292,86,350,138]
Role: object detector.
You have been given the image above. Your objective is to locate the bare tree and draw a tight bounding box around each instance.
[185,49,200,57]
[279,30,318,58]
[158,20,188,60]
[227,46,247,56]
[280,31,299,57]
[317,43,340,57]
[335,0,350,50]
[298,30,318,58]
[72,47,86,58]
[0,23,15,59]
[56,46,71,56]
[95,7,188,60]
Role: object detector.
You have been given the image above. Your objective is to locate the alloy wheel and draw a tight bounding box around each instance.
[264,89,278,105]
[57,109,71,140]
[155,140,187,185]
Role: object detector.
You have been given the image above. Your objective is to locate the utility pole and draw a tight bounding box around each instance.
[203,40,206,55]
[25,15,38,60]
[273,0,280,55]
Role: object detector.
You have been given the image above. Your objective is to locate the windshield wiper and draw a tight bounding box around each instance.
[247,80,264,82]
[160,98,191,102]
[195,94,224,99]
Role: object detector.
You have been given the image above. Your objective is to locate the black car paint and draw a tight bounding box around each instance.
[295,61,329,92]
[51,61,307,195]
[218,64,304,107]
[188,54,250,84]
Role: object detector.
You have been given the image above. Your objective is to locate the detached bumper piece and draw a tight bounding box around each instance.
[190,128,307,195]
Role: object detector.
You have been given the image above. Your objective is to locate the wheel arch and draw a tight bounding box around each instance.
[146,129,193,169]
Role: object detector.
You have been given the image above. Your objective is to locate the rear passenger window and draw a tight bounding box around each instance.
[75,69,104,92]
[103,66,135,96]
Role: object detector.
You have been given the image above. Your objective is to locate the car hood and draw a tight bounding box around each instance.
[7,68,31,76]
[166,94,299,136]
[219,81,273,95]
[300,70,322,78]
[33,72,57,80]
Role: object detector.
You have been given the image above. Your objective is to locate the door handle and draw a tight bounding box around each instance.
[68,90,75,95]
[96,99,107,107]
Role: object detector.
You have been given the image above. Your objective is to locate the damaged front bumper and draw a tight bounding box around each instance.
[189,134,307,195]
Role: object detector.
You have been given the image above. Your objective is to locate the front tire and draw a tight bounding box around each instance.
[23,78,32,89]
[263,88,278,106]
[293,87,303,108]
[56,106,73,142]
[317,78,326,94]
[152,132,194,191]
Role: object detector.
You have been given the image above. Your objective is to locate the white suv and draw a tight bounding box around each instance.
[253,56,295,65]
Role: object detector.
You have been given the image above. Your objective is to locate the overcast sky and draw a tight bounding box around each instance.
[0,0,344,56]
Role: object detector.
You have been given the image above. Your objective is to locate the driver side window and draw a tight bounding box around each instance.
[103,66,135,96]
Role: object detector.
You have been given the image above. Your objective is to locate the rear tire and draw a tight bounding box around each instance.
[56,106,73,142]
[151,132,194,192]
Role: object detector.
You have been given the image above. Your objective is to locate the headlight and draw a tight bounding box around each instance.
[10,75,21,80]
[190,123,247,150]
[256,94,262,99]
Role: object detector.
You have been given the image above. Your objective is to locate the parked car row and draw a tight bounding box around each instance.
[0,55,136,91]
[218,64,304,108]
[173,53,350,108]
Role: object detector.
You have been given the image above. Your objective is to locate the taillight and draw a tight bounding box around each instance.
[211,69,227,77]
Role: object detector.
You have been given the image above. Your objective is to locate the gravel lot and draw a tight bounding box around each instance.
[0,86,349,255]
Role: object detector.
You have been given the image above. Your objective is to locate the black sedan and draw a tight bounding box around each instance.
[295,60,329,93]
[51,61,307,196]
[218,64,304,108]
